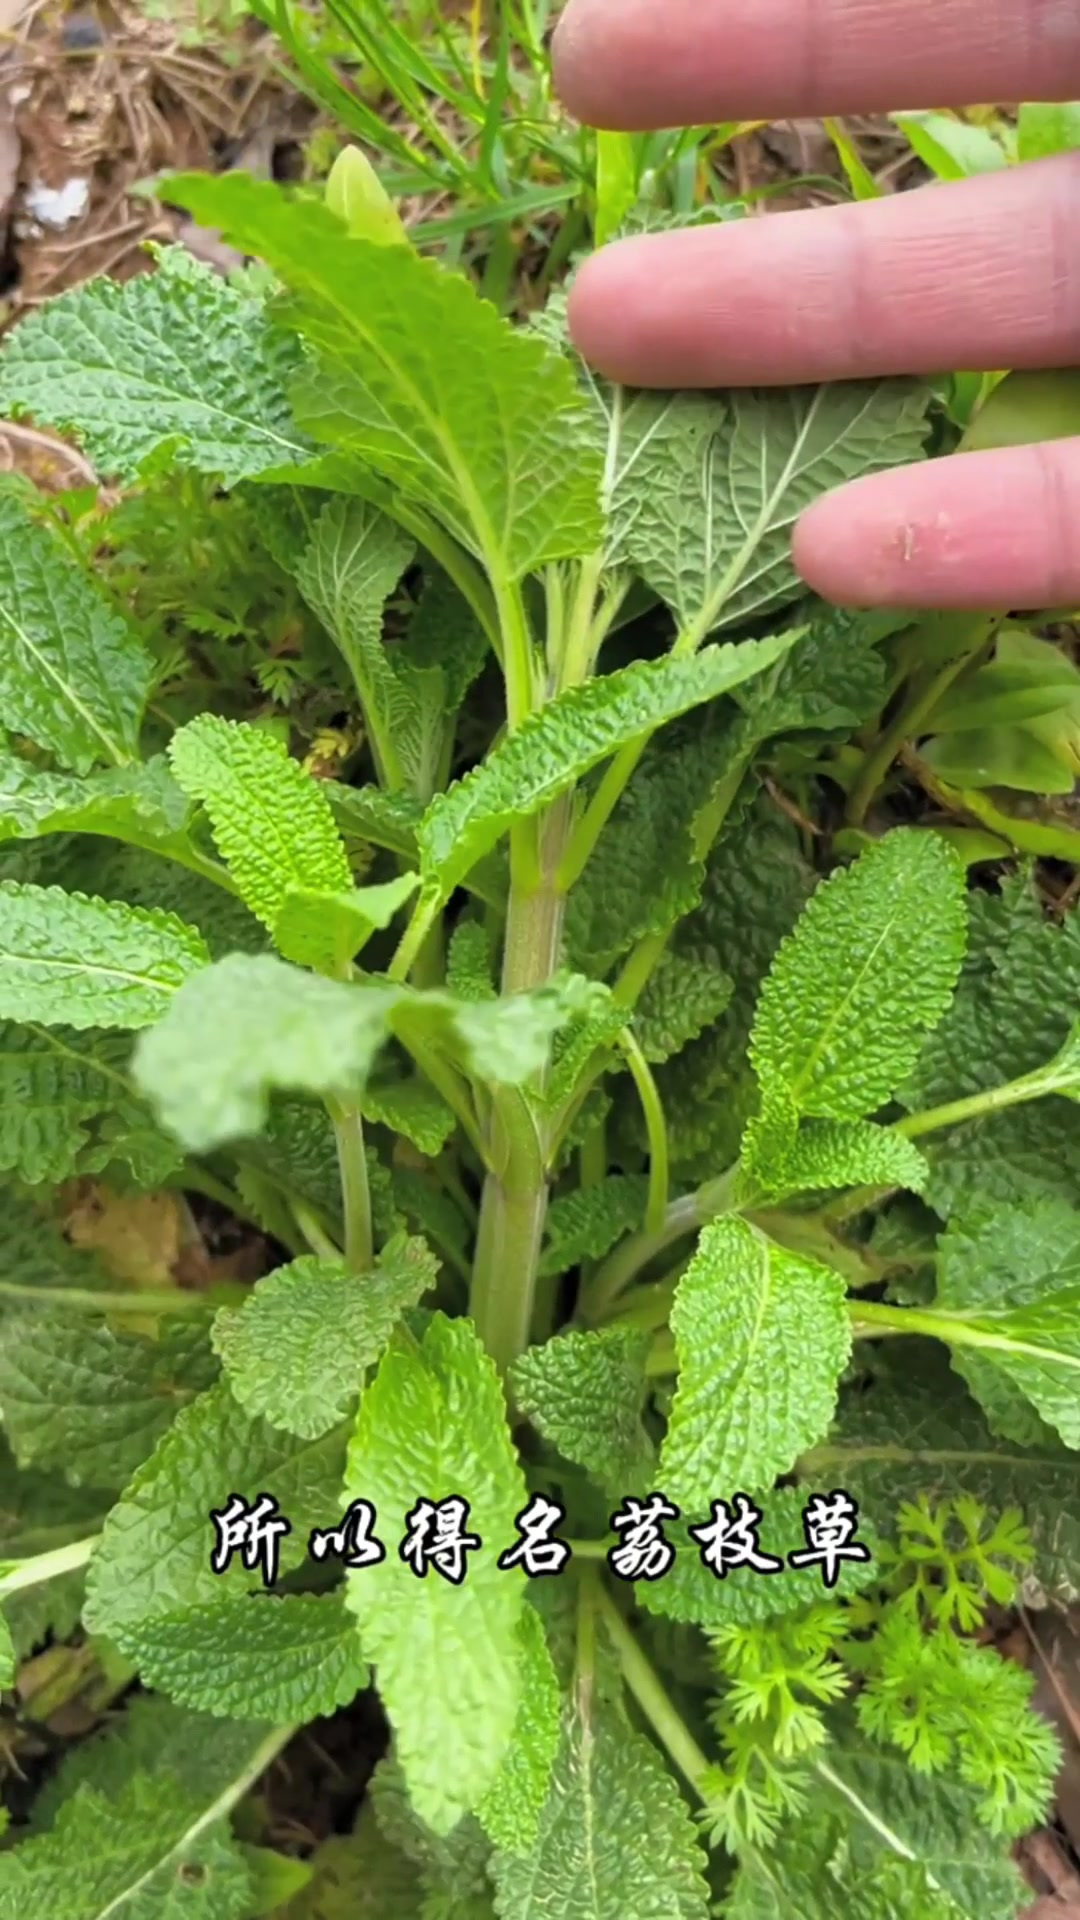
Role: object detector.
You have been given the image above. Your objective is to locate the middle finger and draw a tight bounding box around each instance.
[567,157,1080,388]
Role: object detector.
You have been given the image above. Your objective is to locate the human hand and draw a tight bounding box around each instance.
[553,0,1080,609]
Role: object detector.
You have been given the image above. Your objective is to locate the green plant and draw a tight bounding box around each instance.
[255,0,820,300]
[0,147,1076,1917]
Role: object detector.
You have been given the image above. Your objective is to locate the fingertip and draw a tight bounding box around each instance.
[552,0,645,128]
[550,0,590,119]
[791,489,884,607]
[793,444,1080,611]
[565,238,655,382]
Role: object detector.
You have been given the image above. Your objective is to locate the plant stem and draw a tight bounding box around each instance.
[391,506,502,661]
[558,735,647,891]
[580,1166,736,1322]
[645,1331,677,1376]
[327,1098,373,1272]
[290,1201,343,1262]
[595,1583,711,1800]
[558,549,608,690]
[846,615,996,826]
[0,1534,100,1598]
[851,1297,1076,1369]
[470,794,573,1372]
[496,575,538,730]
[895,1067,1051,1139]
[607,1270,682,1333]
[387,891,441,983]
[0,1279,220,1316]
[178,1163,248,1217]
[581,1193,702,1322]
[617,1031,669,1233]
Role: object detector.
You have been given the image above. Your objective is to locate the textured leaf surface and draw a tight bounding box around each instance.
[166,173,604,580]
[133,955,395,1150]
[66,838,265,961]
[0,246,308,484]
[0,1783,255,1920]
[928,1199,1080,1448]
[0,1697,289,1920]
[405,565,489,713]
[326,782,424,860]
[478,1605,561,1856]
[0,1023,181,1185]
[660,1216,851,1504]
[359,1074,455,1154]
[294,498,451,795]
[805,1352,1080,1603]
[0,1611,13,1688]
[902,876,1080,1212]
[343,1313,526,1833]
[636,1486,878,1630]
[750,830,967,1120]
[0,1312,217,1488]
[745,1116,929,1200]
[135,957,595,1150]
[563,717,724,977]
[272,874,418,976]
[814,1734,1027,1917]
[31,1692,270,1821]
[728,605,898,747]
[510,1327,654,1496]
[169,715,353,937]
[633,947,734,1063]
[0,493,153,772]
[907,875,1080,1106]
[121,1593,368,1721]
[613,381,930,636]
[0,881,209,1030]
[83,1378,347,1649]
[538,1175,647,1279]
[420,635,796,900]
[727,1792,1010,1920]
[586,796,815,1181]
[369,1756,495,1917]
[0,752,194,857]
[212,1239,437,1438]
[490,1694,710,1920]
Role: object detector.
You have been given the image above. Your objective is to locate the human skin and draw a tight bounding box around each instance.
[553,0,1080,609]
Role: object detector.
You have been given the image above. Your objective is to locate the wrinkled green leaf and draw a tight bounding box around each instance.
[420,634,797,901]
[0,246,308,484]
[0,492,153,772]
[165,172,605,581]
[343,1313,526,1834]
[490,1692,711,1920]
[212,1239,437,1439]
[511,1326,654,1496]
[0,881,209,1030]
[478,1605,561,1856]
[120,1593,368,1723]
[750,829,967,1121]
[0,1312,217,1488]
[168,715,354,939]
[613,382,930,637]
[660,1216,851,1504]
[83,1377,348,1649]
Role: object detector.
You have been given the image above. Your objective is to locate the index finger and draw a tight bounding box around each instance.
[554,0,1080,127]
